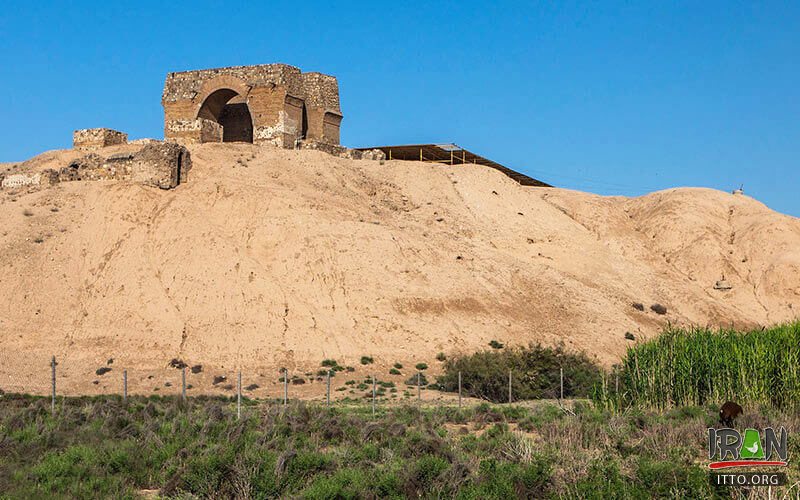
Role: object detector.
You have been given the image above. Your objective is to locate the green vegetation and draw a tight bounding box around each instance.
[389,368,402,375]
[360,356,374,365]
[0,395,796,498]
[320,359,346,373]
[406,373,428,386]
[438,343,602,403]
[393,363,403,370]
[415,363,428,371]
[436,352,446,362]
[488,340,504,349]
[595,322,800,410]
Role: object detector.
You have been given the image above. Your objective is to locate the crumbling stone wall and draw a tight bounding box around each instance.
[299,140,385,161]
[1,142,191,194]
[73,128,128,150]
[128,142,190,188]
[1,173,42,189]
[162,64,342,148]
[166,119,223,145]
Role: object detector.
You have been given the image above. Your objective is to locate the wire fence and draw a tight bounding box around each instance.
[0,354,588,419]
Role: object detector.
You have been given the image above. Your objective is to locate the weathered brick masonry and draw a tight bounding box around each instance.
[58,142,190,189]
[73,128,128,150]
[162,64,342,148]
[1,143,191,192]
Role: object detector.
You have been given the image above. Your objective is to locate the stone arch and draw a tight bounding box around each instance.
[193,76,254,143]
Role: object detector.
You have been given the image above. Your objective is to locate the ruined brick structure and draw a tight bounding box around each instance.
[58,142,190,189]
[1,143,190,192]
[73,128,128,150]
[161,64,342,148]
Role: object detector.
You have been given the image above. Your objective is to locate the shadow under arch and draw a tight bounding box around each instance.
[196,88,254,143]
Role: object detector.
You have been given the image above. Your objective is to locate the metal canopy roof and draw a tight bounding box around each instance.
[354,143,551,187]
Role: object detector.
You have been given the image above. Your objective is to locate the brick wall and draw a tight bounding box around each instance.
[162,64,342,148]
[1,142,192,194]
[73,128,128,150]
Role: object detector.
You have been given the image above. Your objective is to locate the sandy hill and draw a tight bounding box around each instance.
[1,143,798,397]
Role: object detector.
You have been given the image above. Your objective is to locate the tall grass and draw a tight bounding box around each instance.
[595,322,800,410]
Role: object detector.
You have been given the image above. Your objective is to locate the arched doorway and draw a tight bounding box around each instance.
[197,88,254,143]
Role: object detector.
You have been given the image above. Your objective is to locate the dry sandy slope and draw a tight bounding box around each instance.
[0,142,798,396]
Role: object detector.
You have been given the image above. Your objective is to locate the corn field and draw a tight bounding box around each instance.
[595,322,800,410]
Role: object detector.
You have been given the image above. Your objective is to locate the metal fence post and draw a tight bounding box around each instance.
[237,370,242,420]
[283,368,288,407]
[181,367,187,403]
[372,374,376,417]
[508,370,512,404]
[50,356,56,415]
[560,367,564,402]
[458,371,462,409]
[123,369,128,404]
[326,370,331,406]
[417,372,421,401]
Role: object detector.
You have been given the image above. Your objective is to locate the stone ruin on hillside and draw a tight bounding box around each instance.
[160,64,384,160]
[0,139,190,192]
[161,63,343,148]
[1,63,388,195]
[60,142,190,189]
[73,128,128,150]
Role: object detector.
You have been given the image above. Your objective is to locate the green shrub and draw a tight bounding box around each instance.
[415,363,428,371]
[393,363,403,369]
[389,368,401,375]
[635,457,711,498]
[436,353,446,362]
[321,359,338,367]
[360,356,374,365]
[405,373,428,386]
[406,455,449,491]
[437,343,602,403]
[489,340,504,349]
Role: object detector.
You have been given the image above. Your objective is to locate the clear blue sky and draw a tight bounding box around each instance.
[1,1,798,215]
